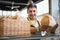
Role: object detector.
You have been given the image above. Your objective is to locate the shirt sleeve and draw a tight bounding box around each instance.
[49,15,56,27]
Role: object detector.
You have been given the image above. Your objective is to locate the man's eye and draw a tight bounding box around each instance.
[29,11,32,12]
[33,10,35,12]
[29,10,36,12]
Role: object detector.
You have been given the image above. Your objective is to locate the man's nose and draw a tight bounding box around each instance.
[31,11,35,14]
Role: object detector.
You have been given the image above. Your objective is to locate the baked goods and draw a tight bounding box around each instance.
[0,16,31,37]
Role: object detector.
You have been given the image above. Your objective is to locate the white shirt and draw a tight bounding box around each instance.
[31,20,39,28]
[49,15,56,27]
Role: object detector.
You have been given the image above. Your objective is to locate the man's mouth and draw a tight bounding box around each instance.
[30,14,36,17]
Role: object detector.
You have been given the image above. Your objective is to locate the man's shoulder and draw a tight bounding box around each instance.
[37,17,42,22]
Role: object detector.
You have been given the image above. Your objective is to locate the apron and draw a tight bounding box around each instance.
[27,17,40,28]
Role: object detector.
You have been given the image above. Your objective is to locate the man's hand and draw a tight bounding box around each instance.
[30,27,37,34]
[39,25,49,31]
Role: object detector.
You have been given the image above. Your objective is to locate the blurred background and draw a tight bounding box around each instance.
[0,0,60,40]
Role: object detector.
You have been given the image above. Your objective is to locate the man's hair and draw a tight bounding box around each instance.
[27,3,37,10]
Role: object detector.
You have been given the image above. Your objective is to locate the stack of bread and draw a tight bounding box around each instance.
[0,16,31,37]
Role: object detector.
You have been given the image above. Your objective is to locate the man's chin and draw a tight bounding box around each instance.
[29,16,36,20]
[31,18,36,20]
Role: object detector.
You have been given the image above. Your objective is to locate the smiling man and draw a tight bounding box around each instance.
[26,2,41,40]
[27,3,41,34]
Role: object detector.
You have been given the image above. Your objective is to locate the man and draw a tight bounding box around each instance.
[27,3,40,34]
[27,3,58,36]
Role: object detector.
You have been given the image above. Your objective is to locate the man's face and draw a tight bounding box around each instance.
[27,7,37,20]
